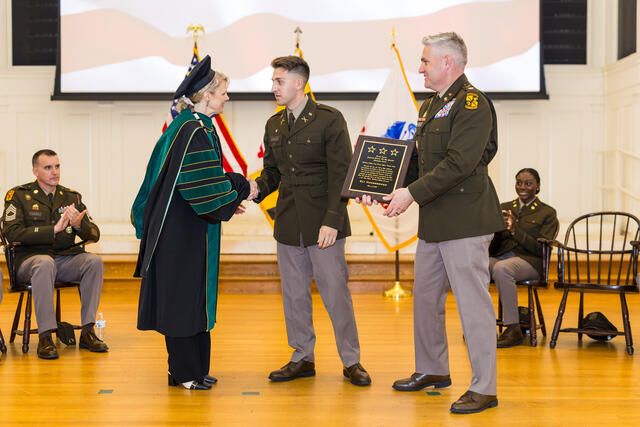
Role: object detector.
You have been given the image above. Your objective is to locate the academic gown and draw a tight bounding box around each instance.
[132,109,249,337]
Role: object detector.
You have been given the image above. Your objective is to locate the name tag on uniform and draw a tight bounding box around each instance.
[28,211,44,218]
[269,136,279,143]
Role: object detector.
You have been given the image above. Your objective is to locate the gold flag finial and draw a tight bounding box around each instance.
[187,23,205,47]
[294,26,302,49]
[391,28,397,47]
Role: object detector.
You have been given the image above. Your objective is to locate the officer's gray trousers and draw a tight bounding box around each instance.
[413,235,497,396]
[17,253,104,333]
[276,238,360,367]
[489,252,539,325]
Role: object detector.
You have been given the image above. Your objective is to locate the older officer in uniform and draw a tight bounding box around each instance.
[253,56,370,386]
[2,149,107,359]
[360,32,503,413]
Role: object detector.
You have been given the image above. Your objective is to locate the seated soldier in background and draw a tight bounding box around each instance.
[489,168,558,347]
[2,149,108,359]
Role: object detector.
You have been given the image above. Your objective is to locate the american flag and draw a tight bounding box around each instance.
[163,46,247,176]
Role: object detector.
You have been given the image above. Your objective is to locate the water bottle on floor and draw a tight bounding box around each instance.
[96,312,106,340]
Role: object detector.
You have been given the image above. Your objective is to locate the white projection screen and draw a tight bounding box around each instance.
[54,0,545,100]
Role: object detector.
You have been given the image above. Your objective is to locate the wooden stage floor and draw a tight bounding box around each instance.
[0,282,639,426]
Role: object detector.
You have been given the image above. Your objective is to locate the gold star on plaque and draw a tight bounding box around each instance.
[390,149,399,156]
[367,146,376,153]
[379,148,387,155]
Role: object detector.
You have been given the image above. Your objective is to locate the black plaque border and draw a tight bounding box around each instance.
[341,135,415,202]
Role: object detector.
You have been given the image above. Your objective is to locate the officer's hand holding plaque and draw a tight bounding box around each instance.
[341,135,415,202]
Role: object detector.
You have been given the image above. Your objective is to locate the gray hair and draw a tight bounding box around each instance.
[422,32,468,68]
[176,71,230,113]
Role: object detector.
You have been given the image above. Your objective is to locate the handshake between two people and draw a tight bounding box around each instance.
[355,187,415,217]
[54,203,87,234]
[234,177,260,215]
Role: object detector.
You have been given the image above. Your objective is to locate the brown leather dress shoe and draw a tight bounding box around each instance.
[79,331,109,353]
[268,360,315,382]
[392,373,451,391]
[37,335,59,360]
[497,324,524,348]
[450,390,498,414]
[343,363,371,386]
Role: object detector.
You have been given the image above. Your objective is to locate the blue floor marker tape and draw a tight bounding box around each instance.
[426,391,441,396]
[242,392,260,395]
[98,389,114,394]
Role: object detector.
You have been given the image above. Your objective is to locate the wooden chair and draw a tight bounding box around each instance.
[0,222,82,353]
[549,212,640,355]
[496,235,557,347]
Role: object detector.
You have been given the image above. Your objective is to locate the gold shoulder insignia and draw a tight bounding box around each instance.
[5,190,14,202]
[465,93,478,110]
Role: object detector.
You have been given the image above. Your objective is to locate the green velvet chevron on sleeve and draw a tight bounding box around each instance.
[176,148,239,215]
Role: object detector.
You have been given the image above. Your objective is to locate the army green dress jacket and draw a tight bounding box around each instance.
[3,182,100,271]
[255,100,352,247]
[489,198,559,275]
[406,74,504,242]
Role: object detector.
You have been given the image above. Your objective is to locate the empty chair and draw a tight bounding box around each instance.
[549,212,640,355]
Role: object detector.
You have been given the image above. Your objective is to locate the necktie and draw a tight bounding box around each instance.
[288,112,295,130]
[47,193,54,204]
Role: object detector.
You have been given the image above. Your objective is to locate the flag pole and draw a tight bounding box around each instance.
[383,28,412,300]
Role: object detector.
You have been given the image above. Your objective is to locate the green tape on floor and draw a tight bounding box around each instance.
[242,391,260,395]
[98,389,113,394]
[426,391,441,396]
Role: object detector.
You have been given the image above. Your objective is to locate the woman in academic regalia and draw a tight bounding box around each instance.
[132,56,256,390]
[489,168,558,348]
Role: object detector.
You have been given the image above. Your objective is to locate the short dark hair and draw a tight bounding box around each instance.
[32,149,58,167]
[516,168,541,194]
[271,55,310,85]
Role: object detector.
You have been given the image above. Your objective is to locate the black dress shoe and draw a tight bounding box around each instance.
[168,373,212,390]
[268,360,315,382]
[203,374,218,384]
[343,363,371,386]
[37,335,59,360]
[392,373,451,391]
[79,331,109,353]
[181,381,212,390]
[450,390,498,414]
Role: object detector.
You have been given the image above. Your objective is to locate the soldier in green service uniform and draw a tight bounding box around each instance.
[2,149,107,359]
[253,56,371,386]
[359,32,503,413]
[489,168,558,348]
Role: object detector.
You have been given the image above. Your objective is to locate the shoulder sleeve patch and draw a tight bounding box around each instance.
[5,190,14,201]
[465,93,479,110]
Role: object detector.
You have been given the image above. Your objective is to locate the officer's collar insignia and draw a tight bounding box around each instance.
[531,206,536,210]
[465,93,478,110]
[25,194,31,200]
[5,190,14,201]
[301,116,308,123]
[32,203,39,210]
